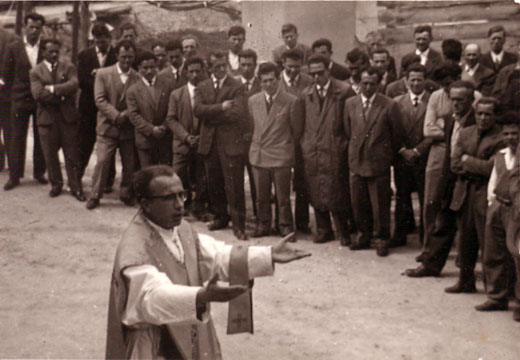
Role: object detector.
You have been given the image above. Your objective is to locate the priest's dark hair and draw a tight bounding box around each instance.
[132,165,177,201]
[258,62,280,79]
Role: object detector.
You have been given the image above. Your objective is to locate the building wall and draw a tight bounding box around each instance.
[242,1,375,64]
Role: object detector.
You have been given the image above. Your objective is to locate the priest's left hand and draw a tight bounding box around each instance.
[271,233,312,264]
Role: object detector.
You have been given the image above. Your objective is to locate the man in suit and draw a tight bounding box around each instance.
[0,28,33,190]
[119,23,142,71]
[404,81,477,277]
[272,24,312,70]
[166,57,208,220]
[3,12,48,191]
[227,25,245,77]
[86,40,141,210]
[399,25,442,79]
[385,54,439,99]
[159,39,187,90]
[301,54,352,245]
[461,43,496,96]
[343,66,406,256]
[21,12,47,186]
[193,51,249,240]
[248,62,303,238]
[392,64,433,247]
[181,35,200,61]
[476,112,520,321]
[311,38,350,81]
[345,48,370,98]
[77,22,118,183]
[480,25,518,74]
[237,49,261,220]
[491,40,520,111]
[278,48,313,234]
[445,97,504,294]
[127,51,174,167]
[364,30,398,81]
[370,48,396,93]
[30,39,84,201]
[151,41,168,71]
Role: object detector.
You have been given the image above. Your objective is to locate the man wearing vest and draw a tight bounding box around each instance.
[105,165,310,359]
[476,112,520,322]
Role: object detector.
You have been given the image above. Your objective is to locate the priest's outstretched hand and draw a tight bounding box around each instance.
[271,232,312,264]
[197,274,247,304]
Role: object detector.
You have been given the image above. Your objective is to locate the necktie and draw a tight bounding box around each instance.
[288,79,294,88]
[245,80,251,92]
[266,96,272,113]
[413,97,419,107]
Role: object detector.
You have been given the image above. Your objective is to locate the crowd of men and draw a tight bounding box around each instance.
[1,14,520,322]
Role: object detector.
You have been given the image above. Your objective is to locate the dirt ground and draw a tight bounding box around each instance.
[1,134,519,359]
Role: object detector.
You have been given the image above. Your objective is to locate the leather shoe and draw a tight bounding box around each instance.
[338,233,351,247]
[403,265,439,277]
[376,241,389,257]
[120,197,135,206]
[86,198,100,210]
[4,178,20,191]
[208,219,228,231]
[475,300,508,312]
[252,228,270,238]
[49,187,62,197]
[233,229,248,241]
[296,225,312,234]
[71,190,86,202]
[34,175,48,185]
[444,281,476,294]
[415,252,426,263]
[349,234,371,250]
[514,307,520,322]
[313,231,334,244]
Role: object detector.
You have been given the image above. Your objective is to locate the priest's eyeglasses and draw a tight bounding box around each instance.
[148,191,188,202]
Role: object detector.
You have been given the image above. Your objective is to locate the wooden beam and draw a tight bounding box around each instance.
[379,2,520,27]
[15,1,23,36]
[379,1,508,10]
[79,1,90,53]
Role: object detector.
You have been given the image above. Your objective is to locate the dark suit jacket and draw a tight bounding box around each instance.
[277,73,313,97]
[77,46,117,115]
[343,93,405,177]
[193,76,248,156]
[30,61,79,125]
[385,78,439,99]
[480,51,518,74]
[158,65,187,91]
[491,63,520,106]
[400,48,442,79]
[449,124,504,211]
[461,64,496,96]
[330,61,350,81]
[166,84,198,155]
[0,29,32,114]
[248,90,302,168]
[127,75,174,149]
[394,91,432,159]
[436,110,476,207]
[236,76,261,98]
[94,64,141,140]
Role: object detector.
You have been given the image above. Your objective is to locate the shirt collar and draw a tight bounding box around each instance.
[361,92,376,105]
[43,59,55,72]
[415,47,430,57]
[409,90,425,102]
[170,65,178,75]
[23,35,40,48]
[491,50,504,61]
[283,70,299,85]
[187,81,196,92]
[211,74,227,87]
[142,76,156,87]
[264,90,279,102]
[465,62,479,72]
[95,45,108,56]
[316,79,331,93]
[116,63,131,75]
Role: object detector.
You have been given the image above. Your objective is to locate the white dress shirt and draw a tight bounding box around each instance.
[43,60,56,93]
[187,82,196,109]
[116,63,131,84]
[283,70,299,88]
[240,75,254,92]
[487,147,516,204]
[409,90,425,106]
[316,79,331,98]
[465,63,479,77]
[228,50,239,71]
[95,46,108,67]
[415,48,430,66]
[361,92,376,110]
[24,36,40,69]
[491,50,504,65]
[211,74,226,89]
[349,77,361,94]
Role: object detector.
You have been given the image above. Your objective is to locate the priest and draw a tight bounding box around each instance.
[105,165,310,359]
